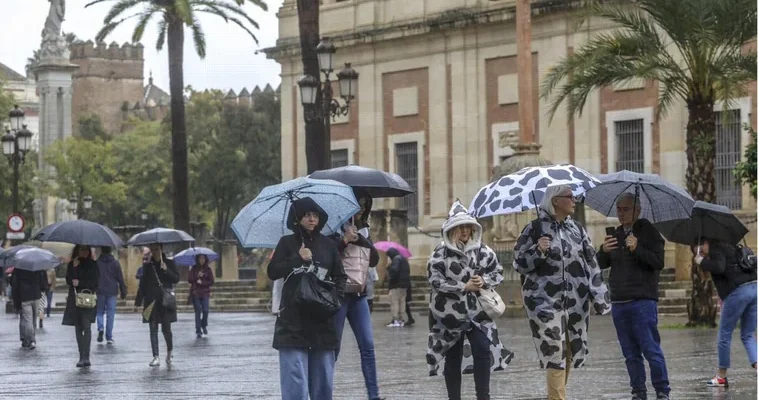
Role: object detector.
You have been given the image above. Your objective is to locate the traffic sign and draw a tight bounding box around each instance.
[6,232,25,240]
[6,214,25,233]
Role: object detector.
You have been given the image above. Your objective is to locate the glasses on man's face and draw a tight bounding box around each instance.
[616,206,633,213]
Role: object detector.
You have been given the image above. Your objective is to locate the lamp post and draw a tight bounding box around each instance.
[68,195,78,220]
[297,37,359,166]
[2,105,34,216]
[82,195,92,219]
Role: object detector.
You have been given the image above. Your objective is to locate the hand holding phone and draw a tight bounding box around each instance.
[602,227,618,253]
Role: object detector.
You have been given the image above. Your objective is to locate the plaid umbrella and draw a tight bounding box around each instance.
[584,170,694,223]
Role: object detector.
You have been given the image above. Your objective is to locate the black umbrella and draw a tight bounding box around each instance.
[32,219,123,248]
[127,227,195,247]
[655,201,749,246]
[309,165,414,198]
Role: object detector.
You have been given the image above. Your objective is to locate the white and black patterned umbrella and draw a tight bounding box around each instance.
[584,170,695,223]
[469,164,600,218]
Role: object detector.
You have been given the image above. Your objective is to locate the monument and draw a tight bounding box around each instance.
[33,0,78,227]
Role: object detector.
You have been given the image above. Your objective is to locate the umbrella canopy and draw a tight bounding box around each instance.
[172,247,219,266]
[4,247,60,272]
[231,177,360,249]
[32,219,123,248]
[373,241,412,258]
[309,165,414,198]
[655,201,749,246]
[0,245,37,268]
[127,228,195,247]
[584,170,694,223]
[469,164,600,218]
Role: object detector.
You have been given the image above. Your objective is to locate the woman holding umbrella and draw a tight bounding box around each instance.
[62,245,99,368]
[187,252,215,338]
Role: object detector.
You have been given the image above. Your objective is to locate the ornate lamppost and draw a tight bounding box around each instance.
[1,105,34,215]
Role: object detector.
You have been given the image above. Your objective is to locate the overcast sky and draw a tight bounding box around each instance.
[1,0,285,92]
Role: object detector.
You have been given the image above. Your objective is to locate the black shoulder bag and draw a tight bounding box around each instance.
[152,261,177,311]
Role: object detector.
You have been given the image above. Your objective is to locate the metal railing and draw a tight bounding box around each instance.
[396,142,419,225]
[330,149,349,168]
[615,119,644,173]
[715,110,743,210]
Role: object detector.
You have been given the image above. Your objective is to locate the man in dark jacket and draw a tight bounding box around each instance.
[268,197,346,400]
[597,193,670,400]
[12,268,48,349]
[96,246,127,345]
[386,247,411,327]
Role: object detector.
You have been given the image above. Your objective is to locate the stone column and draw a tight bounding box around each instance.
[121,246,142,296]
[674,244,693,281]
[219,242,239,281]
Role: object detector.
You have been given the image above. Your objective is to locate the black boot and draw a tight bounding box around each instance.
[82,329,92,367]
[75,330,85,368]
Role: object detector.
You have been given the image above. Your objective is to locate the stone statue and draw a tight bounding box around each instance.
[32,199,43,231]
[39,0,70,60]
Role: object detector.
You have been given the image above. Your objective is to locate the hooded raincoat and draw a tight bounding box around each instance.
[426,201,514,376]
[513,209,611,370]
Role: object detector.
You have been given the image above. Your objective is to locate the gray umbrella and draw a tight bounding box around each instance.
[584,170,694,223]
[655,201,749,246]
[309,165,414,198]
[33,219,123,247]
[2,247,60,271]
[0,245,37,268]
[127,227,195,247]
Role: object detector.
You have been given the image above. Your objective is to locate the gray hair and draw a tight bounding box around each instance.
[616,192,641,209]
[539,185,572,216]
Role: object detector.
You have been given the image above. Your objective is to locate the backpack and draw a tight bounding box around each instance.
[736,243,757,273]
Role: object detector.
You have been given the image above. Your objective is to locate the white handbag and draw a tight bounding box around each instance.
[478,286,505,319]
[270,278,284,315]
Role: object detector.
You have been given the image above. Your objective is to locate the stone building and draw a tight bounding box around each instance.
[265,0,756,274]
[0,63,40,149]
[222,83,281,106]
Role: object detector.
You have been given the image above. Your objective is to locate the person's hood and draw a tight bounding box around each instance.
[287,197,328,233]
[386,247,400,260]
[441,200,482,253]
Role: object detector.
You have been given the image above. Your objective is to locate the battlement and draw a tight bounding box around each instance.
[223,84,281,106]
[70,40,144,61]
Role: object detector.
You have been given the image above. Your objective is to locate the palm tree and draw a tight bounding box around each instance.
[85,0,267,232]
[541,0,756,326]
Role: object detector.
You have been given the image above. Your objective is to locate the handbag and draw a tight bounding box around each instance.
[75,289,97,309]
[152,261,177,312]
[473,247,505,319]
[290,269,341,319]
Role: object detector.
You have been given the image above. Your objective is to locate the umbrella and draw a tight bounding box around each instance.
[5,247,60,272]
[469,164,601,218]
[584,170,694,223]
[127,228,195,247]
[172,247,219,266]
[655,201,749,246]
[373,241,412,258]
[309,165,414,198]
[33,219,123,248]
[0,245,37,268]
[231,177,360,249]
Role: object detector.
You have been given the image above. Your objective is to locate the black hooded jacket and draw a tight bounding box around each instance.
[268,197,347,350]
[386,248,411,290]
[700,241,757,300]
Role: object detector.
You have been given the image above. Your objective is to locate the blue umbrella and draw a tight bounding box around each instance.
[2,247,60,271]
[172,247,219,266]
[231,177,360,248]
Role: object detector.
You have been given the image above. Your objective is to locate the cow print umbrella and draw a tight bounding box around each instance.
[469,164,600,218]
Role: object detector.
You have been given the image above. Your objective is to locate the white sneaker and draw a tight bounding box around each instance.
[166,352,173,365]
[106,339,114,345]
[149,357,160,367]
[386,321,398,327]
[397,321,406,327]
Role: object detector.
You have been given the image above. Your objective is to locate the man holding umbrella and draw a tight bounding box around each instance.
[12,264,49,350]
[597,193,671,400]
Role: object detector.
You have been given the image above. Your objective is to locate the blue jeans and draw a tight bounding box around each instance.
[45,290,53,317]
[279,348,335,400]
[612,299,670,397]
[718,282,758,369]
[192,295,210,333]
[334,295,380,399]
[96,295,117,340]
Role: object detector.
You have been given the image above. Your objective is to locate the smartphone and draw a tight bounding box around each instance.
[605,227,616,237]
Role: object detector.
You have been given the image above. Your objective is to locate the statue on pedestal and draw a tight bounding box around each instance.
[40,0,70,61]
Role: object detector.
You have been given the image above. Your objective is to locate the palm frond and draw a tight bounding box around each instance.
[226,16,259,44]
[242,0,268,12]
[175,0,194,24]
[95,11,151,42]
[190,17,207,58]
[192,0,261,29]
[155,18,168,51]
[85,0,115,8]
[103,0,146,24]
[131,8,160,43]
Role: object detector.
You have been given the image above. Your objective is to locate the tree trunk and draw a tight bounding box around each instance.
[684,95,718,327]
[167,15,191,232]
[296,0,328,173]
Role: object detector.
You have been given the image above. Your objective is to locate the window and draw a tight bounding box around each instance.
[330,149,349,168]
[395,142,418,225]
[715,110,742,209]
[614,119,644,173]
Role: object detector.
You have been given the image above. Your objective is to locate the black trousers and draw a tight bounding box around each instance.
[74,314,92,360]
[444,327,491,400]
[149,321,173,357]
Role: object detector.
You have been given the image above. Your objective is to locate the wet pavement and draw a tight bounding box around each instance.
[1,309,756,399]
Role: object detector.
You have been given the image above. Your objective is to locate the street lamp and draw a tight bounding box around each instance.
[82,195,92,219]
[2,104,34,217]
[69,195,78,218]
[297,37,359,124]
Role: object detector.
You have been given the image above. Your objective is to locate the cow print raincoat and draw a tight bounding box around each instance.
[513,210,611,370]
[426,201,514,376]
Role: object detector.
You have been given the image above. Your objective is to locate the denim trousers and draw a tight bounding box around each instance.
[717,282,758,369]
[334,294,380,399]
[96,295,117,340]
[279,348,335,400]
[611,299,670,397]
[192,295,210,333]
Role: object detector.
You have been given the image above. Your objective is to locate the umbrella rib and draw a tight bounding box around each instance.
[644,183,694,217]
[606,182,634,216]
[638,184,658,222]
[240,197,288,243]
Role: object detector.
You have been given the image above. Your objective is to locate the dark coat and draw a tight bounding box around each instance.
[188,262,214,298]
[386,248,411,289]
[135,255,180,324]
[62,258,100,326]
[11,269,47,309]
[700,242,757,300]
[267,197,347,350]
[597,219,665,302]
[96,253,127,297]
